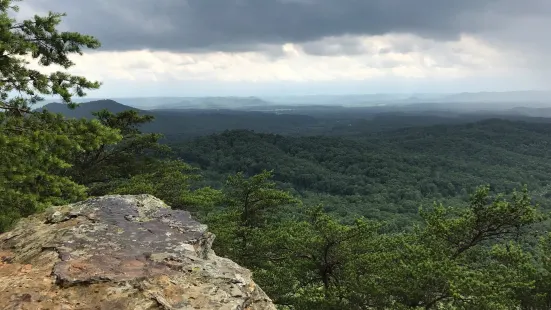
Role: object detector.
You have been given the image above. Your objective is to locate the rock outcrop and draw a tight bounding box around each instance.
[0,195,276,310]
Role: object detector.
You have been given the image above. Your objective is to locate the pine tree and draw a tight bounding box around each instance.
[0,0,116,231]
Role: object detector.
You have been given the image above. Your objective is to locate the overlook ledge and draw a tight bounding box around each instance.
[0,194,275,310]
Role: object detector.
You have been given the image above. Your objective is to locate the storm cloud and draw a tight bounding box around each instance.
[20,0,549,53]
[15,0,551,93]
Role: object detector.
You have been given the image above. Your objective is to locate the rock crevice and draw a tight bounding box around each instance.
[0,195,275,310]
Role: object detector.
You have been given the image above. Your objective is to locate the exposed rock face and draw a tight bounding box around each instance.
[0,195,276,310]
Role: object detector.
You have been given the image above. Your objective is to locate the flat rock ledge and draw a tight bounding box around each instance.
[0,195,276,310]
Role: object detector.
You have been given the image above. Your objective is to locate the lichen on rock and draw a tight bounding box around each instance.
[0,194,276,310]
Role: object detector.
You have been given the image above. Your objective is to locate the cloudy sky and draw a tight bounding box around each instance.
[18,0,551,97]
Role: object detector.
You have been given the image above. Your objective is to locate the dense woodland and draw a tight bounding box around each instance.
[171,120,551,223]
[3,1,551,309]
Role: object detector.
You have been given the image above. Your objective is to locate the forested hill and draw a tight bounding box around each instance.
[39,99,551,139]
[40,99,139,117]
[172,118,551,220]
[39,99,320,137]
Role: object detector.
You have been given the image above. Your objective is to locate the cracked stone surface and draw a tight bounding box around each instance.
[0,195,276,310]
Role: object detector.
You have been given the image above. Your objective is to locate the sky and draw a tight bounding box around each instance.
[16,0,551,97]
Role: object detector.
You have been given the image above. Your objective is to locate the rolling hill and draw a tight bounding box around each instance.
[37,99,551,140]
[171,119,551,220]
[39,99,138,118]
[38,99,321,138]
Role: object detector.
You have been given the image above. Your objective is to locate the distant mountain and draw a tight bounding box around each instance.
[39,99,139,118]
[262,92,551,107]
[152,96,274,110]
[36,99,321,138]
[439,91,551,104]
[110,97,187,110]
[37,97,188,110]
[263,94,411,106]
[35,97,551,140]
[36,92,551,111]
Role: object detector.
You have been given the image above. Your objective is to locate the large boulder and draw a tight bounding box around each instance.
[0,195,276,310]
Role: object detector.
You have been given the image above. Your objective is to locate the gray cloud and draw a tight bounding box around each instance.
[22,0,546,53]
[471,2,551,74]
[300,36,376,56]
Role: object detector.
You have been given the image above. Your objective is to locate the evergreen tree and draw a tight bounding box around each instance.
[207,170,298,265]
[0,0,111,231]
[0,0,101,112]
[68,109,169,195]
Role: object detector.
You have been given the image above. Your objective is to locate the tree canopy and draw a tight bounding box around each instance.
[0,0,109,230]
[0,0,101,113]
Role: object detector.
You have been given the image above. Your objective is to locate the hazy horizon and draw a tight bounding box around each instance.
[36,90,551,111]
[43,90,551,99]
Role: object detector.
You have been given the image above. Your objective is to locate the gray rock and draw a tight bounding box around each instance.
[0,195,276,310]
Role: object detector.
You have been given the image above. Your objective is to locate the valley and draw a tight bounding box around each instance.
[39,97,551,225]
[14,95,551,309]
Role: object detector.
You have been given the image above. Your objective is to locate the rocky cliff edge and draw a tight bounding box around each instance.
[0,195,276,310]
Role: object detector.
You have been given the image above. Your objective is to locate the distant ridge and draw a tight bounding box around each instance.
[39,99,139,118]
[439,91,551,103]
[32,95,551,139]
[36,91,551,110]
[152,96,272,110]
[34,99,321,138]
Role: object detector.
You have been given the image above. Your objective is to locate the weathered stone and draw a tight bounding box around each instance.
[0,195,276,310]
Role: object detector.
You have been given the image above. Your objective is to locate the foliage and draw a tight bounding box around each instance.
[0,0,223,231]
[256,207,386,309]
[0,0,107,231]
[68,109,170,195]
[206,170,298,265]
[380,186,543,309]
[0,0,101,113]
[111,160,222,215]
[204,171,548,309]
[173,122,551,222]
[0,0,214,232]
[0,110,120,231]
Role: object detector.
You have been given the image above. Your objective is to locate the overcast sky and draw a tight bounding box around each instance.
[18,0,551,96]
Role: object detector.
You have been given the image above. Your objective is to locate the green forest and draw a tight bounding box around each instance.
[3,1,551,309]
[171,120,551,224]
